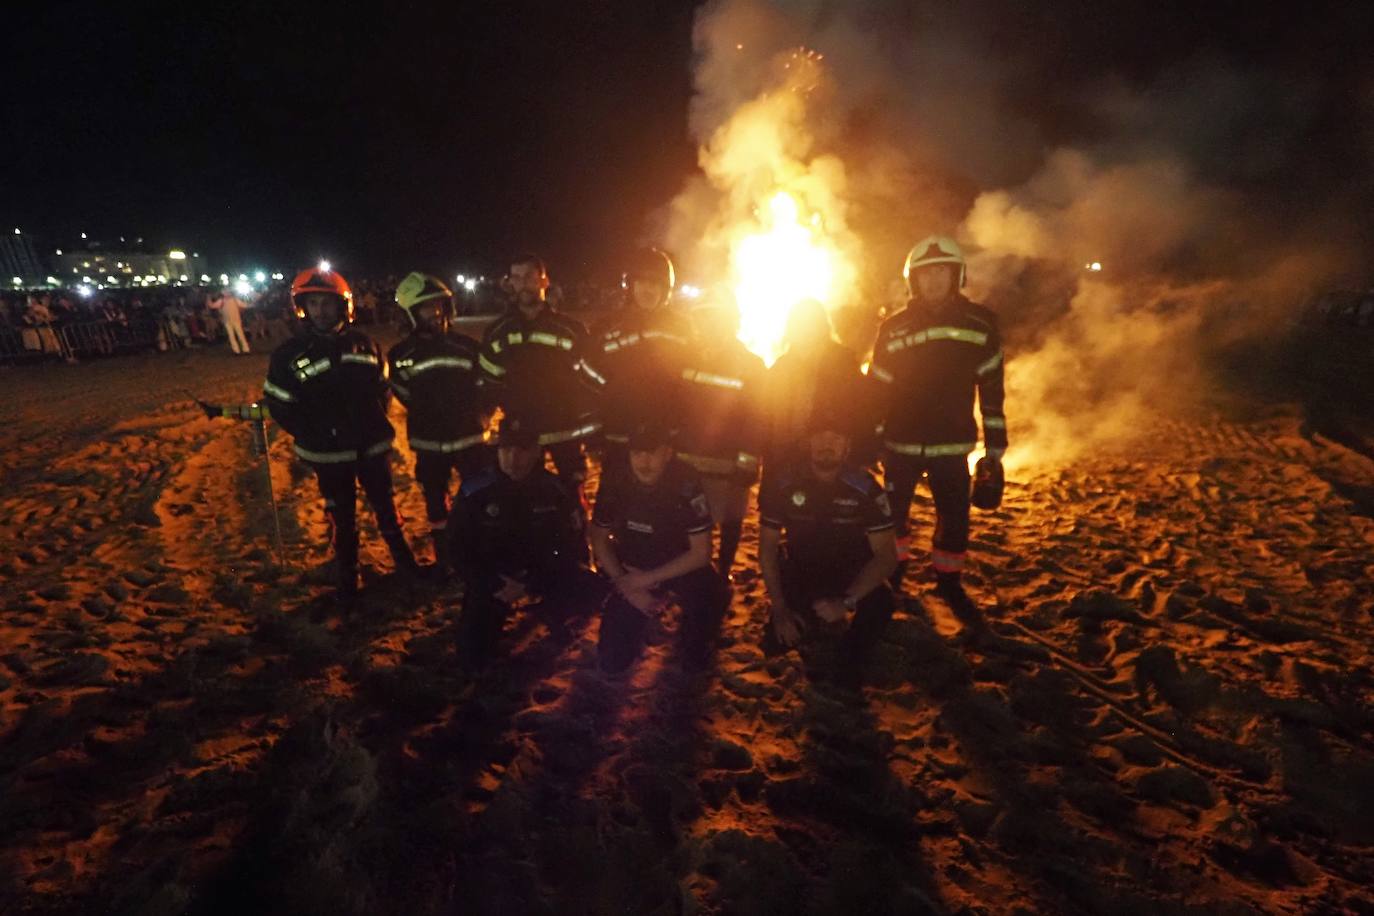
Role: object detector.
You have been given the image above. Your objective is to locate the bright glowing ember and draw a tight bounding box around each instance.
[732,191,842,365]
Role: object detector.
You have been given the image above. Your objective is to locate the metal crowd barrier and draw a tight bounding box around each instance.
[0,317,188,365]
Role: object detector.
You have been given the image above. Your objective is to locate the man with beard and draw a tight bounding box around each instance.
[261,266,419,598]
[869,236,1006,603]
[590,418,730,675]
[587,248,693,467]
[758,405,899,689]
[478,253,603,487]
[387,272,489,577]
[449,414,603,666]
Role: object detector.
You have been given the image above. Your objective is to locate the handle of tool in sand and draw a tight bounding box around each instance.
[255,417,289,569]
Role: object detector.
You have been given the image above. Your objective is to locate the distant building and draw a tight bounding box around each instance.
[1,228,46,285]
[51,237,208,286]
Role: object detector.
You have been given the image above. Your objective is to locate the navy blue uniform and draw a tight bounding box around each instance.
[591,459,729,673]
[450,466,602,661]
[758,461,896,666]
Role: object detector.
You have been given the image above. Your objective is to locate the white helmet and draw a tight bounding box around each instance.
[903,235,965,290]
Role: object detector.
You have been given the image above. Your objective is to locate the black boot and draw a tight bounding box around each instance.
[335,531,360,601]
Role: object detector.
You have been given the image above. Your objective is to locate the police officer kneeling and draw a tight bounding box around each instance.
[591,419,730,675]
[449,415,603,665]
[759,405,899,688]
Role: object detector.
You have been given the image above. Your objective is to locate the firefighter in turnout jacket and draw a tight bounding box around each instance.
[479,253,603,485]
[869,236,1006,600]
[675,299,766,578]
[588,248,693,465]
[263,266,419,596]
[387,272,490,575]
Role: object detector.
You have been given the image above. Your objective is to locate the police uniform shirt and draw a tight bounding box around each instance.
[592,458,713,570]
[453,467,585,575]
[759,464,894,572]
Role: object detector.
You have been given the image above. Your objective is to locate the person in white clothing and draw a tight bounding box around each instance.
[210,287,250,354]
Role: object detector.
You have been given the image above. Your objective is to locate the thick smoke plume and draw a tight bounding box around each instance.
[661,0,1374,470]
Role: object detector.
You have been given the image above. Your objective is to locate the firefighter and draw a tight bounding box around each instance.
[448,414,604,665]
[758,404,899,689]
[387,272,490,576]
[675,298,766,578]
[762,298,875,465]
[587,247,693,466]
[590,418,730,675]
[262,266,419,597]
[478,253,603,485]
[869,235,1006,602]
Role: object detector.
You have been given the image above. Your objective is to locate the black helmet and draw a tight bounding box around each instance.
[623,247,675,293]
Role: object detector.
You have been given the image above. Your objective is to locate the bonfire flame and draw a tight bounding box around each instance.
[732,190,842,365]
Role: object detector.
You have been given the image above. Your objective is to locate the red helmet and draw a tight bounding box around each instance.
[291,266,354,323]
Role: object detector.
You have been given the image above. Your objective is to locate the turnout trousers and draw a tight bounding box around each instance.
[312,451,405,580]
[413,446,491,535]
[883,452,971,576]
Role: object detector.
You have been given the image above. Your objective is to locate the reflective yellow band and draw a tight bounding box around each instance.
[263,380,296,402]
[681,368,744,390]
[578,359,607,385]
[885,326,988,352]
[982,416,1006,430]
[641,329,687,344]
[539,421,601,444]
[409,432,487,453]
[976,350,1003,376]
[528,331,575,350]
[408,356,473,375]
[479,353,506,376]
[870,365,894,383]
[884,440,976,457]
[340,352,379,366]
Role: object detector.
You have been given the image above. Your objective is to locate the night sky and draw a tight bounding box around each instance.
[5,0,1372,281]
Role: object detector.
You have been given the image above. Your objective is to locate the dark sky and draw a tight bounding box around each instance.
[5,0,1373,281]
[3,0,701,279]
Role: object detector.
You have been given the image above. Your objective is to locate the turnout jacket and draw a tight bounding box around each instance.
[262,328,394,464]
[869,294,1006,457]
[588,306,694,441]
[676,337,767,478]
[479,305,602,444]
[386,330,487,454]
[764,339,873,457]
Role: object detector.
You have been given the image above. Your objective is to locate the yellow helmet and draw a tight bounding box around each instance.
[903,235,966,289]
[395,272,454,326]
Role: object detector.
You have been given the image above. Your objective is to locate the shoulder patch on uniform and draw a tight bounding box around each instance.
[459,467,500,497]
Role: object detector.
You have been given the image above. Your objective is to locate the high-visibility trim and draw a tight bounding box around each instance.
[604,433,629,444]
[506,332,524,346]
[982,416,1007,430]
[263,379,296,402]
[641,329,688,344]
[931,548,966,572]
[976,350,1004,377]
[870,365,895,383]
[490,339,503,354]
[363,439,394,457]
[681,368,744,390]
[577,359,607,385]
[884,440,976,457]
[539,421,601,445]
[885,326,988,353]
[479,353,506,376]
[409,356,473,375]
[294,444,359,463]
[341,352,379,366]
[527,331,575,350]
[409,432,487,453]
[295,357,333,380]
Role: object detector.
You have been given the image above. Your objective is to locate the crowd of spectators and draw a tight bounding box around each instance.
[0,271,632,366]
